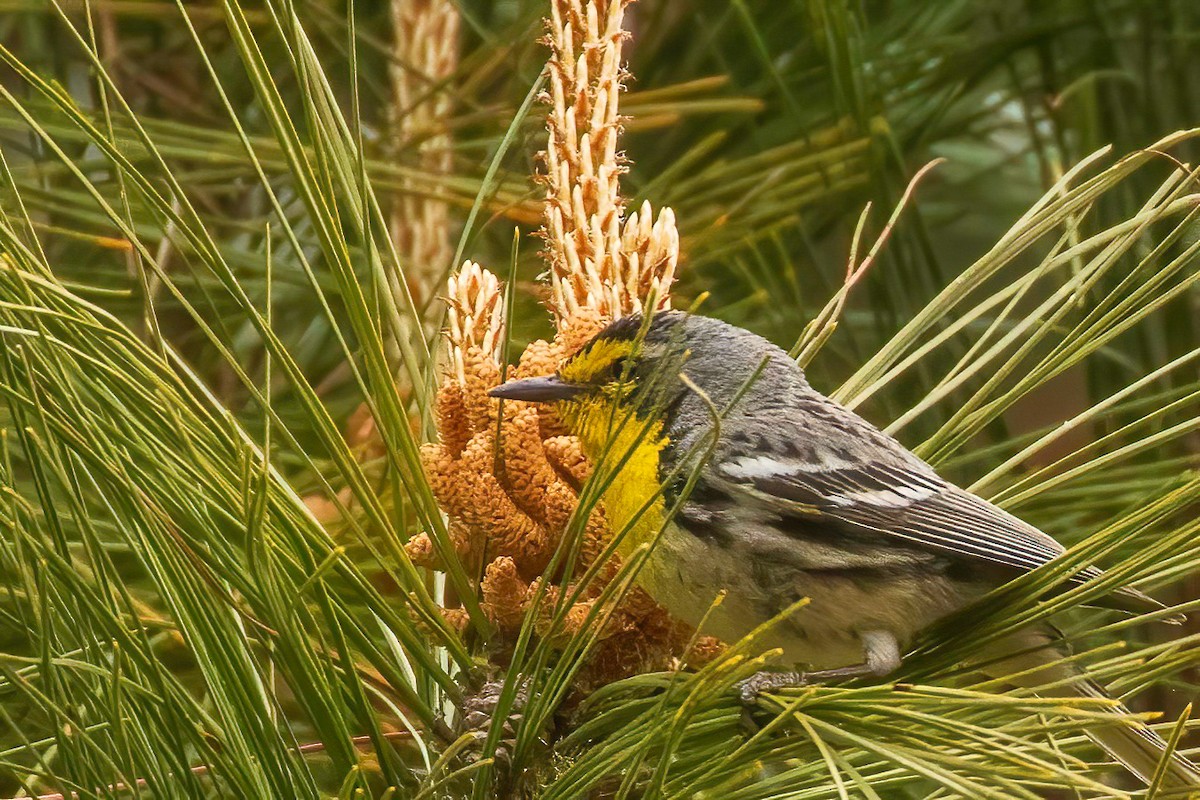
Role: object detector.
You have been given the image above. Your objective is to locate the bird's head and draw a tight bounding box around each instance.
[489,312,797,456]
[488,312,689,438]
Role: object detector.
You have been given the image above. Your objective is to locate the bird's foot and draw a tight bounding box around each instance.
[737,670,810,705]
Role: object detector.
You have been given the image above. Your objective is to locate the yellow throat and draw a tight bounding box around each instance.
[557,398,668,559]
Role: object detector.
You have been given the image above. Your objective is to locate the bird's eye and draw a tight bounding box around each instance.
[608,356,630,380]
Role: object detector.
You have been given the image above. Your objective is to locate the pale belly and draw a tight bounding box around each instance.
[640,524,979,670]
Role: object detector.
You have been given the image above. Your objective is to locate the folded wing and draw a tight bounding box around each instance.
[709,398,1164,616]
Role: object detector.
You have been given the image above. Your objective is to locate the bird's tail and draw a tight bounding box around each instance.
[1070,677,1199,793]
[979,625,1200,794]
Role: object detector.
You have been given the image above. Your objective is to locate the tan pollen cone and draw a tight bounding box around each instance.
[414,0,718,690]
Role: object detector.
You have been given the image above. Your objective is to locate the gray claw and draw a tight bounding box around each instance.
[737,670,809,704]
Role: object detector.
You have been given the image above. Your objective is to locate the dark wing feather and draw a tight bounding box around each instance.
[719,454,1074,576]
[708,398,1165,616]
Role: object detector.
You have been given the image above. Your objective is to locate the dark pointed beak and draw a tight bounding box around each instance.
[488,375,585,402]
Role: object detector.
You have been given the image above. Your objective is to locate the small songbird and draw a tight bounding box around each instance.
[489,311,1198,790]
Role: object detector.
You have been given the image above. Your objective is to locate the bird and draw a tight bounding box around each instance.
[488,310,1199,791]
